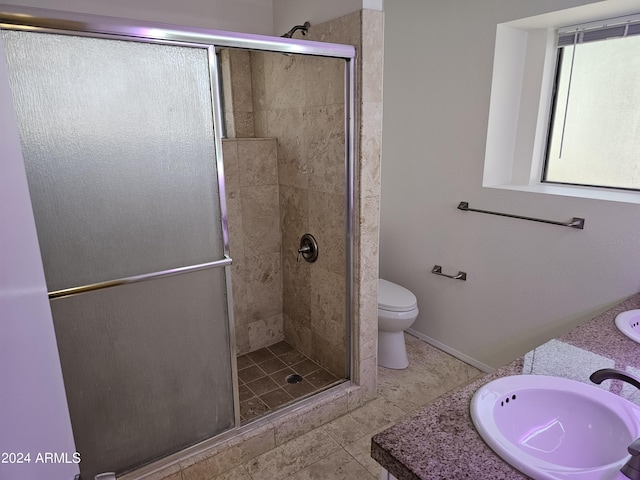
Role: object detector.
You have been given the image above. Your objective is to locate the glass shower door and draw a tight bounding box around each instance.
[2,29,235,478]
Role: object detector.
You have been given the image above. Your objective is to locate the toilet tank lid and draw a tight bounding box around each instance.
[378,279,417,312]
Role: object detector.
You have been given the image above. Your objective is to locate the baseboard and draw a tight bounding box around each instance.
[405,328,495,373]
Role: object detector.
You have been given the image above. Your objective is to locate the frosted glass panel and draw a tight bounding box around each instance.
[51,267,234,480]
[2,30,223,291]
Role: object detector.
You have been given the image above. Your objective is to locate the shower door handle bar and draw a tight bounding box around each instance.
[431,265,466,281]
[457,202,585,229]
[48,257,233,299]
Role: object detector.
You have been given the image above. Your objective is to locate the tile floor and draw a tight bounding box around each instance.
[217,333,484,479]
[238,341,343,424]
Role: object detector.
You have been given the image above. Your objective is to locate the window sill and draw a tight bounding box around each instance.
[485,182,640,205]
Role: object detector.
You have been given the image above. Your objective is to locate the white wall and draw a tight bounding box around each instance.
[3,0,275,34]
[381,0,640,369]
[0,35,78,480]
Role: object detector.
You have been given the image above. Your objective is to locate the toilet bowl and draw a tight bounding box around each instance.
[377,278,419,369]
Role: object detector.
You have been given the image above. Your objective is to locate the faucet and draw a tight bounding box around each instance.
[590,368,640,390]
[621,439,640,480]
[590,368,640,480]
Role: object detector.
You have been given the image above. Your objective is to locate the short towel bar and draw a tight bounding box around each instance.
[432,265,467,281]
[457,201,585,229]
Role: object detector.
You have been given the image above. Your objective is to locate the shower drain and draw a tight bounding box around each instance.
[286,374,303,384]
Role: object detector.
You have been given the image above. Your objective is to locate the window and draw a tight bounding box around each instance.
[483,4,640,204]
[543,16,640,191]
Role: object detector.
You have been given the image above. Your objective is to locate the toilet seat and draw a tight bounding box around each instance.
[378,278,417,312]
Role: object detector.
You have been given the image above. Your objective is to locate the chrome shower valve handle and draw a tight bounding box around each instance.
[297,233,318,263]
[297,244,311,262]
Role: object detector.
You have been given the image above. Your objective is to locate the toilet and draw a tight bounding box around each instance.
[377,278,419,369]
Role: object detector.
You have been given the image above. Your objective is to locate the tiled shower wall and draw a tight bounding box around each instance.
[251,52,347,377]
[222,137,284,355]
[220,9,383,384]
[221,46,348,377]
[306,10,384,396]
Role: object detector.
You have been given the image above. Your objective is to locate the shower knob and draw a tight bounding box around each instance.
[297,233,318,263]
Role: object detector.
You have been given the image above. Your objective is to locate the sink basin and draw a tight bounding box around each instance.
[471,375,640,480]
[616,310,640,344]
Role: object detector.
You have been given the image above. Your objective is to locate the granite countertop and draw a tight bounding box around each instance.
[371,293,640,480]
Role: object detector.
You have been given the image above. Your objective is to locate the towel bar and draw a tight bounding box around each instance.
[457,202,584,229]
[432,265,466,281]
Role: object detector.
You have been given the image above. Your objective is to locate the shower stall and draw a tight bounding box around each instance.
[0,7,356,479]
[219,46,352,422]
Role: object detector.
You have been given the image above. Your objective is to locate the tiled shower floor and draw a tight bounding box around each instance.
[237,341,343,424]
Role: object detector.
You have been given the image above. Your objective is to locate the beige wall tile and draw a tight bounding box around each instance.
[228,49,254,113]
[234,324,250,356]
[241,184,279,219]
[263,53,306,110]
[252,110,268,138]
[349,355,377,410]
[360,230,379,282]
[304,56,345,107]
[222,139,239,189]
[306,10,361,47]
[240,195,279,256]
[280,185,310,245]
[230,258,247,326]
[220,49,255,138]
[225,188,244,260]
[224,113,237,139]
[361,9,384,104]
[231,112,255,138]
[242,199,279,255]
[180,423,275,479]
[248,314,284,351]
[283,313,312,358]
[246,428,341,479]
[311,333,346,377]
[308,189,345,277]
[310,267,346,343]
[220,50,236,138]
[243,215,280,256]
[282,254,311,324]
[359,102,383,198]
[360,195,380,237]
[245,252,283,321]
[249,52,266,112]
[271,389,349,445]
[306,104,346,196]
[357,278,378,361]
[237,139,277,186]
[267,108,307,189]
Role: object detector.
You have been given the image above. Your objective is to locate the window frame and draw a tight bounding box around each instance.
[482,3,640,204]
[541,18,640,192]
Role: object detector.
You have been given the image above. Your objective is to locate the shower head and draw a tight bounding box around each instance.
[281,21,310,38]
